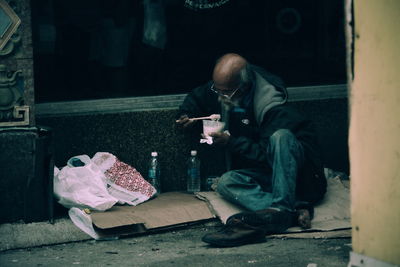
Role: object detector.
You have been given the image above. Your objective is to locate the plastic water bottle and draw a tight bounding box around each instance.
[148,151,161,193]
[187,150,201,193]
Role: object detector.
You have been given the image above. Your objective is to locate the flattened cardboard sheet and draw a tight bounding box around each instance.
[91,192,215,230]
[196,176,351,232]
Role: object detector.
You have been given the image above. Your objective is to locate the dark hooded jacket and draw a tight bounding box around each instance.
[178,64,327,204]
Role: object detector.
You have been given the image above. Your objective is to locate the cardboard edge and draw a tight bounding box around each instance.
[94,218,217,238]
[269,228,352,239]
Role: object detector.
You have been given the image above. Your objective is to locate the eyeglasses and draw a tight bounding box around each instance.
[210,83,242,99]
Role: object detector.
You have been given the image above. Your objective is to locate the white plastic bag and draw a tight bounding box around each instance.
[68,207,101,240]
[92,152,157,206]
[54,155,118,211]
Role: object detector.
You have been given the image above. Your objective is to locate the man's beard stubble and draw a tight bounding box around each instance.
[218,95,240,110]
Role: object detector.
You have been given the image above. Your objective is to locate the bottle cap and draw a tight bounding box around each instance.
[190,150,197,156]
[151,152,158,157]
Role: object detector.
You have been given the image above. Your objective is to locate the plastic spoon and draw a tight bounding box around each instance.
[189,114,221,121]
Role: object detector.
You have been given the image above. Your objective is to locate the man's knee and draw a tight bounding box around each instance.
[268,129,304,165]
[270,129,296,143]
[269,129,300,149]
[269,129,303,160]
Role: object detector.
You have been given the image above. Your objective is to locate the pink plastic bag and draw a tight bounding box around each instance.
[92,152,156,205]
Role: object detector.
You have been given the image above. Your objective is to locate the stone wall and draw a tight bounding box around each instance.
[0,0,50,224]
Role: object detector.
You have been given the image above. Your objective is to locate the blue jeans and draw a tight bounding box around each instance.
[216,129,304,212]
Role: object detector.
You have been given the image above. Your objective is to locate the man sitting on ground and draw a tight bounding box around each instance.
[176,53,327,247]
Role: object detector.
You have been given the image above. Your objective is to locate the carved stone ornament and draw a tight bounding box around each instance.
[0,0,21,55]
[0,64,29,126]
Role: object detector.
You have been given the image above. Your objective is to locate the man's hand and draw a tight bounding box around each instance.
[209,131,230,146]
[175,115,196,129]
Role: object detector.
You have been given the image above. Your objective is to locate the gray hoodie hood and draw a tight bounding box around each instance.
[252,68,288,125]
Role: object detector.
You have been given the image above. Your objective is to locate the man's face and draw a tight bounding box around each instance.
[210,82,246,107]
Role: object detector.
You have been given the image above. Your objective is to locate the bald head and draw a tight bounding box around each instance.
[212,53,248,90]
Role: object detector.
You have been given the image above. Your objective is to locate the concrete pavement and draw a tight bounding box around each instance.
[0,221,351,267]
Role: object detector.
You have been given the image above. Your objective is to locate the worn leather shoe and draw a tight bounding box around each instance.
[202,219,266,247]
[226,209,296,234]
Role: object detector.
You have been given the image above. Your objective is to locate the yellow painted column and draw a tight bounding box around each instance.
[350,0,400,265]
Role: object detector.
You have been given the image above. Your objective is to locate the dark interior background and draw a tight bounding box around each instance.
[31,0,346,103]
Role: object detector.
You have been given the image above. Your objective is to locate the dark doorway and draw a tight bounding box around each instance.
[32,0,347,102]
